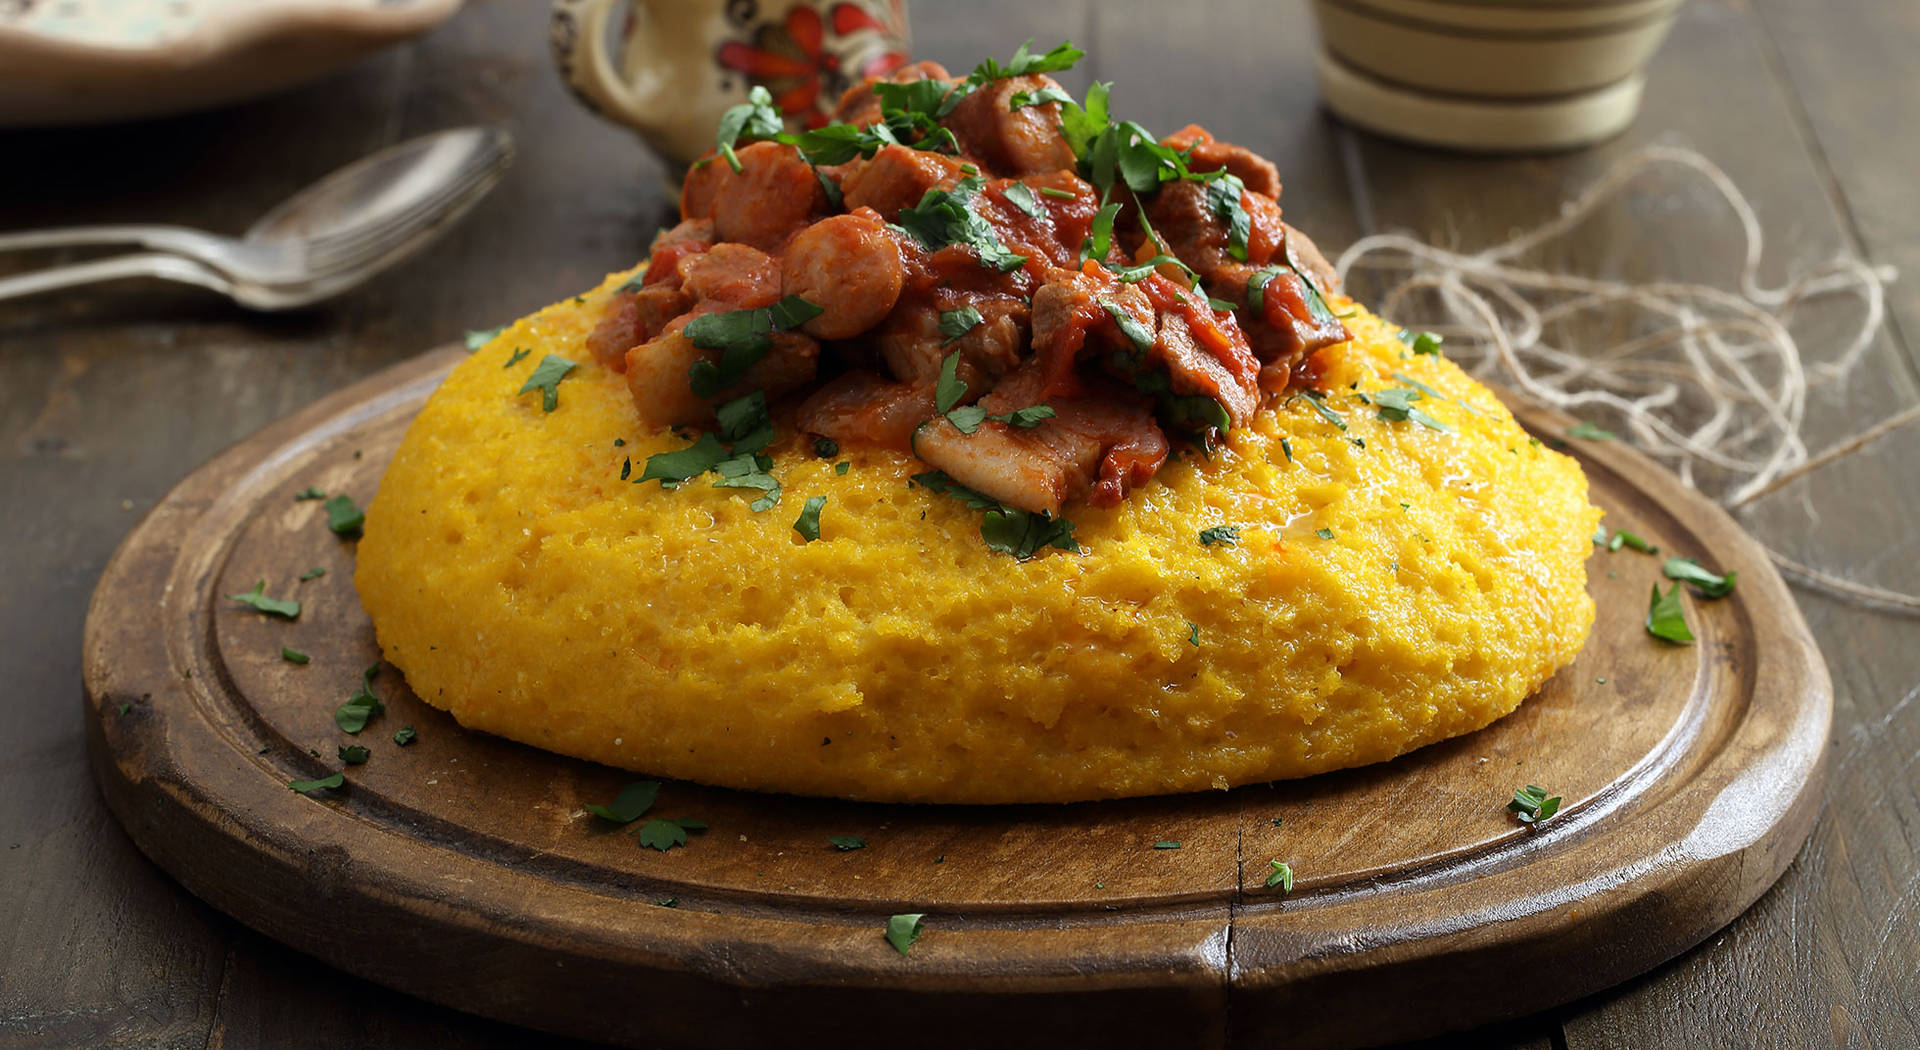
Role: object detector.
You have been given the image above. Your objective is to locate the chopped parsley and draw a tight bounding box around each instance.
[1608,528,1658,554]
[1001,181,1046,217]
[1265,861,1295,892]
[1186,622,1200,647]
[712,452,783,511]
[1206,173,1250,262]
[655,898,679,908]
[895,177,1027,272]
[1567,421,1616,441]
[913,470,1078,559]
[464,326,503,351]
[638,817,708,852]
[323,494,364,535]
[299,567,326,581]
[1099,300,1155,352]
[338,744,370,766]
[640,433,729,484]
[1207,296,1237,312]
[828,834,867,851]
[503,347,530,368]
[333,664,384,734]
[1507,784,1562,825]
[293,486,325,501]
[1081,201,1121,262]
[1290,389,1348,431]
[1396,329,1443,355]
[289,772,345,794]
[516,354,578,412]
[812,436,839,458]
[393,725,417,746]
[1664,557,1737,598]
[1152,840,1182,850]
[969,39,1084,83]
[939,307,984,345]
[281,647,310,664]
[794,496,826,542]
[1280,436,1294,462]
[1593,524,1609,546]
[586,780,661,824]
[1198,525,1240,547]
[1038,186,1078,200]
[835,461,851,475]
[1646,582,1695,644]
[1314,528,1335,540]
[713,85,783,172]
[885,912,925,955]
[1369,387,1453,433]
[229,581,299,619]
[685,297,821,396]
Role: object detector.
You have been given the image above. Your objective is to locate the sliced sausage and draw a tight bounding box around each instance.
[708,141,827,251]
[942,74,1077,176]
[780,209,906,339]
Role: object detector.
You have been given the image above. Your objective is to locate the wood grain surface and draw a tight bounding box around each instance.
[5,1,1918,1048]
[79,349,1826,1050]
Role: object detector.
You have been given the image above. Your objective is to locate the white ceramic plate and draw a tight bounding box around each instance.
[0,0,463,127]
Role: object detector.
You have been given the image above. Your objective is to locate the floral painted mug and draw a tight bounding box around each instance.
[550,0,910,168]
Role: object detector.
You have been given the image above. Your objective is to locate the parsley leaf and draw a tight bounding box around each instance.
[586,780,661,824]
[885,912,925,955]
[1290,389,1348,431]
[914,470,1079,558]
[1199,526,1240,547]
[768,295,825,331]
[714,85,783,172]
[503,347,530,368]
[1247,265,1281,314]
[1039,186,1077,201]
[229,581,299,619]
[968,39,1084,83]
[1396,329,1443,355]
[1153,840,1182,850]
[1647,582,1695,644]
[1664,557,1737,598]
[1371,388,1453,433]
[936,351,969,414]
[794,495,826,542]
[393,725,417,746]
[828,834,866,851]
[939,307,984,345]
[1059,80,1110,160]
[895,178,1028,272]
[1081,201,1121,262]
[1186,622,1200,647]
[464,326,503,351]
[516,354,578,413]
[1207,296,1237,312]
[1265,860,1295,892]
[1001,182,1045,218]
[1009,86,1073,112]
[835,461,851,475]
[299,567,326,581]
[640,432,730,484]
[289,772,345,794]
[333,664,384,734]
[323,494,365,535]
[1609,528,1658,554]
[1568,420,1616,441]
[716,390,774,454]
[1206,173,1250,262]
[338,744,370,766]
[281,647,310,664]
[712,453,782,510]
[1315,527,1335,540]
[637,817,707,852]
[294,486,326,501]
[1099,300,1155,352]
[1507,785,1562,825]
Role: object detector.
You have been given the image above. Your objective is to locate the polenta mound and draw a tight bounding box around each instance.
[355,275,1599,804]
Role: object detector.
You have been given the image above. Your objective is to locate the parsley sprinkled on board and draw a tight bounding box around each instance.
[939,307,984,345]
[464,326,504,351]
[293,486,325,501]
[1001,181,1045,218]
[503,347,530,368]
[913,471,1079,559]
[1507,785,1562,825]
[1199,525,1240,547]
[517,354,578,413]
[1664,557,1737,598]
[828,834,866,851]
[1152,840,1182,850]
[1567,421,1616,441]
[1265,861,1295,892]
[586,780,661,824]
[1646,582,1695,644]
[299,567,327,581]
[229,581,299,619]
[393,725,417,746]
[638,817,708,852]
[338,745,370,765]
[885,912,925,955]
[794,496,826,542]
[1593,525,1609,546]
[1608,528,1658,554]
[289,772,345,794]
[281,647,310,664]
[323,494,364,536]
[655,898,679,908]
[333,664,384,734]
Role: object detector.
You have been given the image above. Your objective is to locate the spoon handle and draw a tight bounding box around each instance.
[0,224,225,256]
[0,252,234,303]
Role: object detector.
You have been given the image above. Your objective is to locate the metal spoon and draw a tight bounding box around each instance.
[0,126,514,310]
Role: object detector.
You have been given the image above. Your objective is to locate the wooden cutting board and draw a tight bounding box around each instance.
[82,348,1830,1050]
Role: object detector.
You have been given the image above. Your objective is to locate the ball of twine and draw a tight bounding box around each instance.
[1334,145,1917,613]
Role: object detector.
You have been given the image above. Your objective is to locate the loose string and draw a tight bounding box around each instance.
[1333,146,1918,613]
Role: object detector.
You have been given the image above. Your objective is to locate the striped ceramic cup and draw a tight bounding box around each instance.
[1309,0,1686,151]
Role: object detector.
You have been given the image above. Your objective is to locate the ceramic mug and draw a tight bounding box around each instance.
[550,0,910,168]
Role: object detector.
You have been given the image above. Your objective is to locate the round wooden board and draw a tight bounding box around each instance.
[84,347,1830,1050]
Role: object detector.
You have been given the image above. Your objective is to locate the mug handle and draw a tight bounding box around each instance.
[549,0,662,140]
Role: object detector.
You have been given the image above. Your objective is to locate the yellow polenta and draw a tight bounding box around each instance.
[355,270,1599,804]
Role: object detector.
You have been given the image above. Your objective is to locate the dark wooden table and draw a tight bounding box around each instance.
[4,1,1915,1047]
